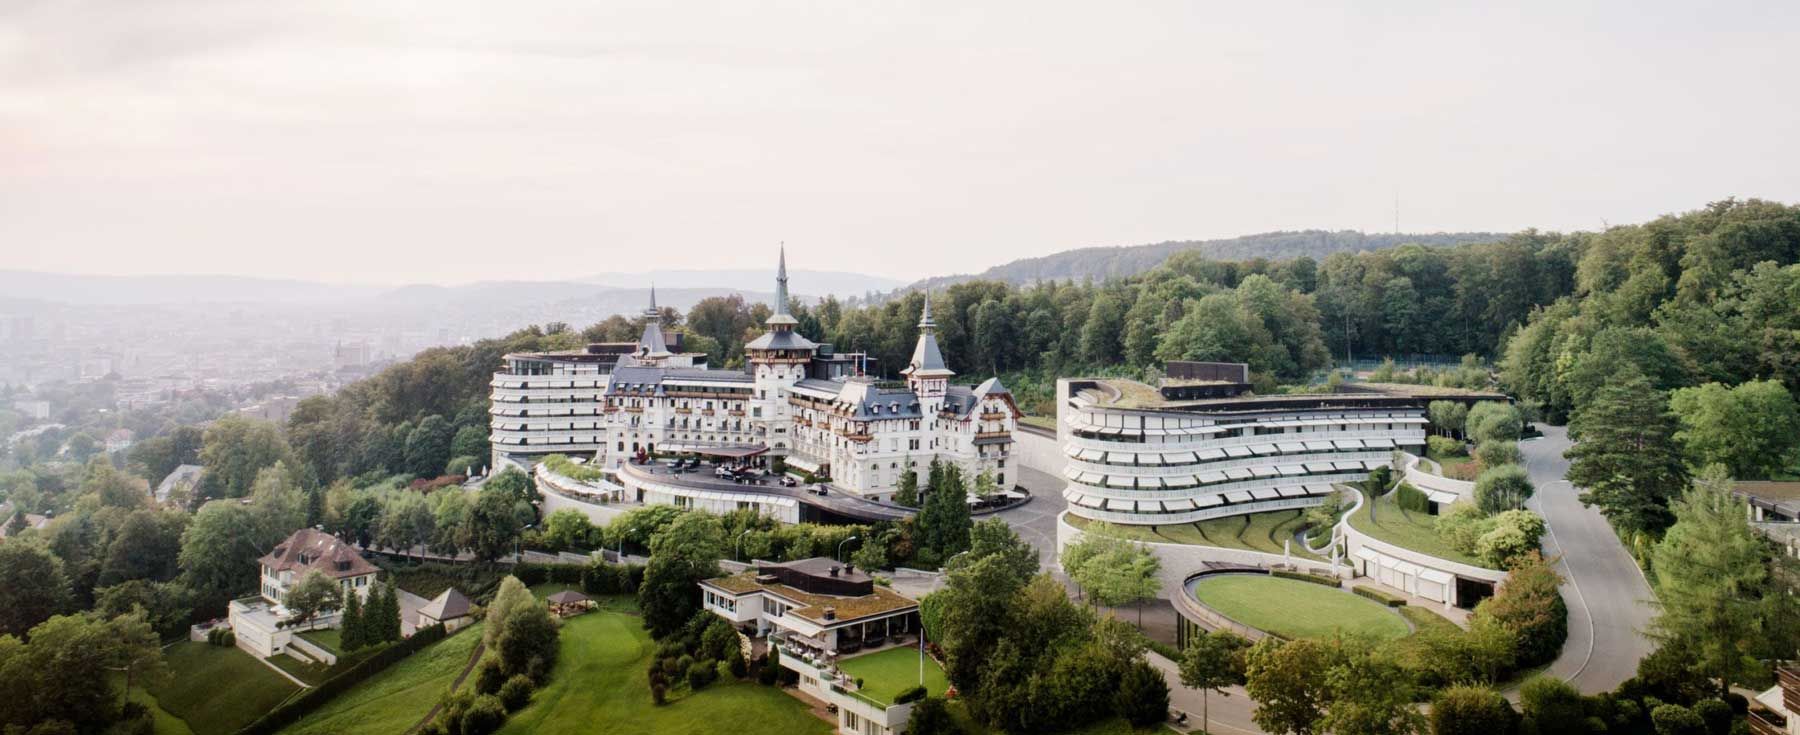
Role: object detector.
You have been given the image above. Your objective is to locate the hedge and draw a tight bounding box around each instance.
[1271,570,1341,588]
[507,560,645,596]
[235,623,452,735]
[1396,482,1431,514]
[1352,586,1408,607]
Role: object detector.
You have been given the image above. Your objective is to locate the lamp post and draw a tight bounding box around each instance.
[619,526,639,562]
[514,523,535,562]
[737,529,753,563]
[837,535,860,563]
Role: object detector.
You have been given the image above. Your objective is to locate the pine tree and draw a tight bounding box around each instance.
[1566,370,1688,536]
[893,457,919,507]
[340,589,365,651]
[373,582,402,643]
[916,463,972,561]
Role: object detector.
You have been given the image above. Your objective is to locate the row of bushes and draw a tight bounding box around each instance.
[648,611,748,704]
[423,576,562,735]
[236,623,450,735]
[508,560,646,596]
[539,453,606,483]
[1271,569,1341,588]
[1352,585,1407,607]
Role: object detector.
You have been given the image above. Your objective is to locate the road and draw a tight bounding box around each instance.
[1522,425,1658,693]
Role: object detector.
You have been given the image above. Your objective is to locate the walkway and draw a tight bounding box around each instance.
[1148,651,1265,735]
[1522,425,1658,693]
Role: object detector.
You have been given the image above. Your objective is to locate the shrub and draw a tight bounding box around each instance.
[756,655,777,685]
[1474,441,1522,469]
[1426,435,1464,458]
[459,695,507,735]
[688,660,718,690]
[1476,510,1547,568]
[1467,402,1524,444]
[1435,503,1491,556]
[1272,570,1340,587]
[727,652,749,678]
[1651,703,1706,735]
[895,685,928,704]
[1473,552,1566,668]
[1431,685,1516,735]
[445,455,481,477]
[1474,464,1535,513]
[906,698,963,735]
[474,655,506,695]
[1353,585,1406,607]
[1363,465,1394,494]
[1692,699,1732,735]
[1113,659,1170,727]
[1521,675,1588,733]
[498,674,534,712]
[650,682,668,705]
[1396,482,1431,513]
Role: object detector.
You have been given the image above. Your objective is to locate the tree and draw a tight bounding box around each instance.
[95,579,192,640]
[955,518,1039,584]
[1465,402,1523,444]
[467,485,527,563]
[1473,464,1534,513]
[1474,551,1566,668]
[1064,526,1160,627]
[1427,400,1468,439]
[1649,466,1788,698]
[1474,510,1547,569]
[893,461,919,507]
[541,508,598,552]
[281,570,344,629]
[450,425,489,464]
[340,587,366,651]
[1519,675,1587,735]
[495,598,559,680]
[1669,379,1800,479]
[1114,659,1170,727]
[1429,686,1515,735]
[368,582,402,644]
[905,697,963,735]
[1321,647,1424,735]
[97,509,186,586]
[915,462,972,561]
[484,576,534,649]
[486,466,537,504]
[80,457,147,510]
[1473,440,1521,469]
[196,414,293,500]
[405,415,456,478]
[379,492,436,557]
[0,610,166,733]
[639,512,724,638]
[0,540,70,637]
[1244,637,1333,735]
[1566,371,1688,535]
[1179,631,1249,735]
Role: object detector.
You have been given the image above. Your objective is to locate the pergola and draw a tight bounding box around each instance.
[546,590,594,617]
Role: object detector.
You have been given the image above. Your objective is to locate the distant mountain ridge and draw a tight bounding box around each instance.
[579,268,902,298]
[904,230,1511,291]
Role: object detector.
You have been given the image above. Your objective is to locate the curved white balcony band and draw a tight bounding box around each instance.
[1061,450,1397,477]
[1058,429,1425,454]
[1063,495,1324,526]
[1063,471,1366,504]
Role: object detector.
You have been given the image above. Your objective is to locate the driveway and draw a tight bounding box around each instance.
[993,464,1069,566]
[396,588,431,636]
[1522,425,1658,693]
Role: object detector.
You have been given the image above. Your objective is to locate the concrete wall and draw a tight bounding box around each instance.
[1012,424,1063,477]
[1401,451,1476,500]
[536,469,634,527]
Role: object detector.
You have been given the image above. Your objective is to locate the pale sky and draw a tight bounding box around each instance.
[3,0,1797,285]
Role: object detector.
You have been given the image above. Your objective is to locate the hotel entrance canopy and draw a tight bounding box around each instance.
[662,443,768,459]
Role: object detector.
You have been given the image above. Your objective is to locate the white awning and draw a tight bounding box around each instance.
[1425,489,1460,505]
[1249,443,1279,456]
[786,456,821,474]
[1224,467,1253,480]
[1276,465,1308,476]
[1223,491,1254,504]
[1249,488,1282,500]
[1364,438,1397,449]
[1304,440,1337,452]
[1063,466,1084,481]
[1419,568,1456,586]
[1276,486,1309,498]
[1105,475,1134,488]
[1196,471,1229,484]
[1074,494,1105,509]
[1276,442,1308,453]
[1110,452,1138,465]
[1198,448,1228,461]
[1305,462,1338,473]
[1108,499,1137,512]
[1163,451,1198,464]
[1333,439,1365,450]
[1332,461,1363,471]
[1077,448,1105,462]
[1250,466,1281,478]
[1194,494,1225,508]
[1304,484,1337,496]
[1077,472,1104,485]
[1224,446,1253,458]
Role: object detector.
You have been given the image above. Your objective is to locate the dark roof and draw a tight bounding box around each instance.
[419,588,472,621]
[546,590,591,604]
[607,364,754,394]
[259,528,378,580]
[745,329,818,351]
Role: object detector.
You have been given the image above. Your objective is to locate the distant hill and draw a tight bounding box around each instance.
[580,268,902,299]
[0,270,384,305]
[904,230,1510,291]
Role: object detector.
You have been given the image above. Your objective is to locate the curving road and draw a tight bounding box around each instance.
[1522,425,1658,693]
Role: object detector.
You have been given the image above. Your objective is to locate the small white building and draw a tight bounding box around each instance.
[228,528,379,659]
[417,588,474,633]
[702,559,926,735]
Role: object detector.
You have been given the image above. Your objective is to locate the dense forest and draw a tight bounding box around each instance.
[907,229,1508,290]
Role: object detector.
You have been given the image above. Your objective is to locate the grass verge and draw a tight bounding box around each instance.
[148,642,302,735]
[1189,575,1411,642]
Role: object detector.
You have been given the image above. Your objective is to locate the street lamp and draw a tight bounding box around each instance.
[837,535,859,563]
[514,523,535,562]
[618,526,639,562]
[737,529,753,563]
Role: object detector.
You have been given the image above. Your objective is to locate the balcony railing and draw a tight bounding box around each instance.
[1750,709,1787,735]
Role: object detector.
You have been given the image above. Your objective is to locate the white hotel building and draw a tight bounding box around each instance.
[491,249,1020,520]
[1056,362,1431,525]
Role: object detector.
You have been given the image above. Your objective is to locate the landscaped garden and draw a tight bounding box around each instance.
[148,641,302,735]
[1187,574,1411,642]
[494,609,832,735]
[835,645,951,707]
[1347,489,1488,567]
[277,625,483,735]
[1066,509,1322,559]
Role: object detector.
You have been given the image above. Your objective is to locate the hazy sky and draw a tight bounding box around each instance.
[4,1,1797,285]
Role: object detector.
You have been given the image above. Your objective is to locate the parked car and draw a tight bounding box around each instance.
[779,475,798,487]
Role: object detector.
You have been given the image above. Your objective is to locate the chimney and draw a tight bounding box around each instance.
[823,606,836,621]
[845,563,855,574]
[828,566,839,577]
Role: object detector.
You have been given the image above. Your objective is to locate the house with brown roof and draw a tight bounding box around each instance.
[228,528,380,659]
[701,558,924,735]
[417,588,474,632]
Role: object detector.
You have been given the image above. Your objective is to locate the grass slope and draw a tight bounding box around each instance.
[1190,575,1410,642]
[148,642,301,735]
[1349,491,1487,567]
[496,611,832,735]
[1068,510,1323,560]
[278,625,483,735]
[835,645,951,707]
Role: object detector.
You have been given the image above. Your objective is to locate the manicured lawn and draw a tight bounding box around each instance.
[1188,574,1411,642]
[278,625,483,735]
[836,645,950,706]
[116,673,196,735]
[1019,415,1057,431]
[1349,490,1487,567]
[297,627,341,652]
[1400,604,1461,633]
[947,701,1159,735]
[1070,511,1323,560]
[1426,448,1477,481]
[267,643,387,686]
[148,642,302,735]
[495,611,832,735]
[527,584,641,613]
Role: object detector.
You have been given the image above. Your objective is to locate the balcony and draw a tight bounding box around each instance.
[980,411,1008,420]
[1750,709,1787,735]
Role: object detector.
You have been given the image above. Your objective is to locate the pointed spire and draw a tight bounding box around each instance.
[774,243,790,318]
[918,288,935,330]
[649,282,657,312]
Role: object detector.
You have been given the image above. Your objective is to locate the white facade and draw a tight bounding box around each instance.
[1057,376,1428,526]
